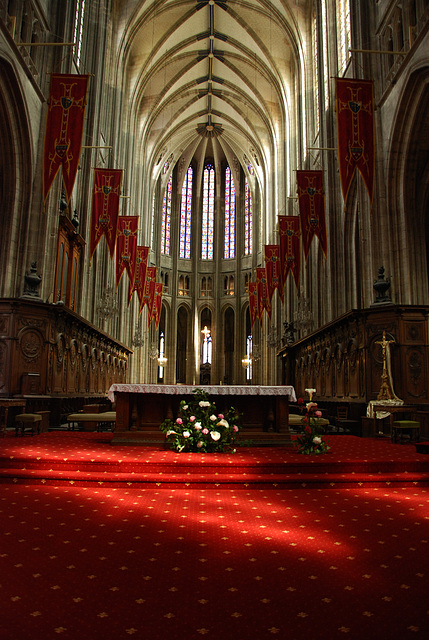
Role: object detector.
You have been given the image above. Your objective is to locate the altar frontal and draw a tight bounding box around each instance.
[108,384,296,446]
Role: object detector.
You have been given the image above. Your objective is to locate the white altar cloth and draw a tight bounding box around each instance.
[108,384,296,404]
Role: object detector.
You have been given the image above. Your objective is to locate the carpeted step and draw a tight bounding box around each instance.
[1,466,428,488]
[0,456,428,476]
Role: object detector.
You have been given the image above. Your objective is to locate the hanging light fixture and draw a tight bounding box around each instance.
[266,325,280,349]
[294,291,313,334]
[149,343,159,360]
[131,321,144,348]
[252,344,261,361]
[96,286,119,321]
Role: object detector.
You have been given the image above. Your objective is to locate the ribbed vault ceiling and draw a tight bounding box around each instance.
[112,0,308,189]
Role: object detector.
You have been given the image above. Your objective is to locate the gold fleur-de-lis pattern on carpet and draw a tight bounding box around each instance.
[0,432,428,638]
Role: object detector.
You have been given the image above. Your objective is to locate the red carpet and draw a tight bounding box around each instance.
[0,433,428,488]
[1,434,429,639]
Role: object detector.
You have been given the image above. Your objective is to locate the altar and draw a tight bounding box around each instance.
[108,384,297,446]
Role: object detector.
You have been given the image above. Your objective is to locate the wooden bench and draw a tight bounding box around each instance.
[66,411,116,432]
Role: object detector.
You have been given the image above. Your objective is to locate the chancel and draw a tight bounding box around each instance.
[1,2,429,639]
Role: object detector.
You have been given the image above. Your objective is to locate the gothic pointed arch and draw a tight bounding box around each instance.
[387,67,429,304]
[0,58,33,296]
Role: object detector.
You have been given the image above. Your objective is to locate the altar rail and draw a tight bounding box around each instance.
[0,299,131,404]
[278,305,429,415]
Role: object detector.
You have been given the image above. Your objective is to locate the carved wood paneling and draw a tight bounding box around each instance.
[279,305,429,405]
[0,299,131,397]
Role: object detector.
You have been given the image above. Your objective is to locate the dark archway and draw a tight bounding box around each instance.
[0,58,32,296]
[223,306,235,384]
[176,306,188,383]
[388,67,429,303]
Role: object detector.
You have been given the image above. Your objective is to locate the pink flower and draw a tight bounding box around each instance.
[233,425,239,432]
[218,414,224,419]
[202,428,209,435]
[315,410,322,417]
[190,415,196,422]
[176,418,183,425]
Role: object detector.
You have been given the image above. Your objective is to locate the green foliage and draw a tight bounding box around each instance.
[159,388,242,453]
[293,397,331,455]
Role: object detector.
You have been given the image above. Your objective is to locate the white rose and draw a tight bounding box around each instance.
[194,422,202,430]
[183,430,190,438]
[313,436,322,445]
[210,414,217,421]
[197,441,203,448]
[183,404,188,411]
[210,431,221,441]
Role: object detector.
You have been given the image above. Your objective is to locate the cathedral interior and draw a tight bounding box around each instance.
[1,0,429,428]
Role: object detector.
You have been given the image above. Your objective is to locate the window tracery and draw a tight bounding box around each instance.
[202,163,215,260]
[224,166,235,259]
[179,166,193,259]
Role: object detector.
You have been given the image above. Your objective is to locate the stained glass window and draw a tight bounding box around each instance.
[321,0,329,110]
[312,6,320,134]
[73,0,86,68]
[337,0,351,73]
[179,166,193,259]
[201,164,215,260]
[224,166,236,259]
[244,177,253,256]
[150,192,155,247]
[161,174,172,255]
[244,155,254,175]
[163,154,173,174]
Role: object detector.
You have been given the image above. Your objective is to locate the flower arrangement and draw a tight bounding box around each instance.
[160,388,241,453]
[293,389,330,455]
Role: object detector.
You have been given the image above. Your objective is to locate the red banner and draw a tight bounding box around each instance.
[264,245,283,302]
[43,74,89,203]
[297,170,328,259]
[278,216,301,290]
[90,169,122,259]
[256,267,271,321]
[148,282,163,328]
[248,282,258,328]
[336,78,374,204]
[116,216,138,287]
[141,266,157,315]
[128,246,149,307]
